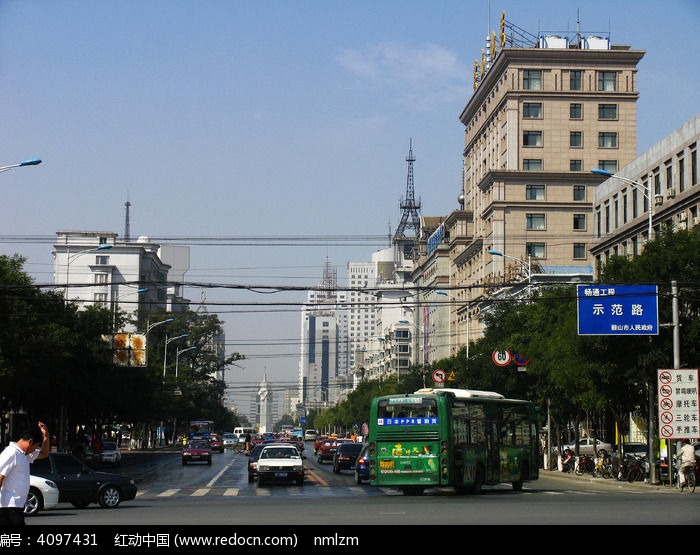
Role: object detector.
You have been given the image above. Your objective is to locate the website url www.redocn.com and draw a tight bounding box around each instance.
[174,534,297,547]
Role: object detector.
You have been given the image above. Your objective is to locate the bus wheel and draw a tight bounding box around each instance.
[512,465,527,491]
[401,486,424,496]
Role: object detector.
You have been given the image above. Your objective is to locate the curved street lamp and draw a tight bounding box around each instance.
[0,158,41,173]
[112,287,149,331]
[146,317,174,334]
[488,249,531,284]
[65,244,114,300]
[591,167,653,241]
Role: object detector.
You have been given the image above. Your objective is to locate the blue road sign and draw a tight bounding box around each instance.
[577,284,658,335]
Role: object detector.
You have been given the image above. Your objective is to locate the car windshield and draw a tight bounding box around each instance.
[190,441,208,449]
[102,442,117,450]
[262,448,298,459]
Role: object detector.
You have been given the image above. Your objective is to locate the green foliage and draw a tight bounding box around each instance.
[314,227,700,444]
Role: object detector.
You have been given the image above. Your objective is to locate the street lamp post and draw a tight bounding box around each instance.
[65,244,114,300]
[591,168,653,241]
[488,249,531,284]
[160,333,188,445]
[171,346,197,443]
[0,158,41,173]
[146,317,174,335]
[113,287,148,331]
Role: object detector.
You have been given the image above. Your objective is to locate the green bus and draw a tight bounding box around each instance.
[368,388,540,495]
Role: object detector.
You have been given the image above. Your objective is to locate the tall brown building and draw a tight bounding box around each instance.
[414,20,646,357]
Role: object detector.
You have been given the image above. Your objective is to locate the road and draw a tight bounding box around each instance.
[28,443,700,526]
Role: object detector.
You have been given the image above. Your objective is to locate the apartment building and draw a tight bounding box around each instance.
[591,114,700,266]
[431,27,645,348]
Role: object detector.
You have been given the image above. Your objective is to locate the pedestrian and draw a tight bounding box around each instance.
[0,421,50,525]
[245,432,252,454]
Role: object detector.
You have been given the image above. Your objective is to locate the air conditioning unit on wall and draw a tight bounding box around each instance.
[666,188,676,199]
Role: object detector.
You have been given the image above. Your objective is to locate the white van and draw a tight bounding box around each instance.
[233,427,255,438]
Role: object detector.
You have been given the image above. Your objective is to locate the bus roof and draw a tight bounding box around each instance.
[414,388,505,399]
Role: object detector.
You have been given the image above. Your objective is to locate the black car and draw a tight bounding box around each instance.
[354,443,371,484]
[332,441,364,474]
[30,452,137,509]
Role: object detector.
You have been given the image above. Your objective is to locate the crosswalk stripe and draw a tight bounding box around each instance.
[223,488,240,496]
[158,489,179,497]
[192,488,209,496]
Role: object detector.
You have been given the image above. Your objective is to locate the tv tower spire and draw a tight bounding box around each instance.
[393,139,421,259]
[123,198,131,243]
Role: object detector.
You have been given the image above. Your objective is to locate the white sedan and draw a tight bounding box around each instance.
[25,474,60,516]
[562,438,612,456]
[256,444,305,486]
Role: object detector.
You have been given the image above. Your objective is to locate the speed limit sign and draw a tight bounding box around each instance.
[432,369,446,383]
[492,350,511,367]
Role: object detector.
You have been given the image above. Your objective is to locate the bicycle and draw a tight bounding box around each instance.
[678,460,696,493]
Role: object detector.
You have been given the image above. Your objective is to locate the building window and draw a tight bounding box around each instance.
[396,344,410,354]
[570,131,582,148]
[94,273,108,285]
[526,242,545,258]
[598,104,617,120]
[570,160,582,171]
[570,70,582,91]
[95,255,109,265]
[597,71,617,91]
[573,214,586,230]
[526,185,545,200]
[94,293,108,306]
[597,160,618,173]
[523,70,542,90]
[573,185,585,201]
[598,132,618,148]
[573,243,586,259]
[678,155,685,193]
[523,131,543,147]
[526,214,545,230]
[569,103,583,119]
[523,159,542,171]
[523,102,542,118]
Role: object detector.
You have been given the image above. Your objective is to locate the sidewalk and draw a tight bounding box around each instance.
[540,468,678,492]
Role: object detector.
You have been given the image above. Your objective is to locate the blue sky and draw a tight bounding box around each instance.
[2,0,699,407]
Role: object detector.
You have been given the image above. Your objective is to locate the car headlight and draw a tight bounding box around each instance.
[258,464,269,471]
[44,479,58,489]
[293,465,303,472]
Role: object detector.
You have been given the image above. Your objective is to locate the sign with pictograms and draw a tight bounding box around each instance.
[657,368,699,439]
[432,369,446,384]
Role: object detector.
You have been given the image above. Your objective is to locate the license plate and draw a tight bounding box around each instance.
[274,472,288,477]
[380,459,395,469]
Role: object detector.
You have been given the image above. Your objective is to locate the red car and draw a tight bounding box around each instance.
[209,434,224,453]
[316,438,352,464]
[182,440,212,465]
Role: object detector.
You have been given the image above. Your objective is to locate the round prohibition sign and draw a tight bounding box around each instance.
[659,384,673,398]
[660,411,674,425]
[658,370,672,384]
[492,350,511,367]
[660,398,674,411]
[660,424,674,438]
[432,369,446,384]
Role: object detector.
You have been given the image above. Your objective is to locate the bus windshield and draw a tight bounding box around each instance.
[188,420,215,440]
[376,397,438,420]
